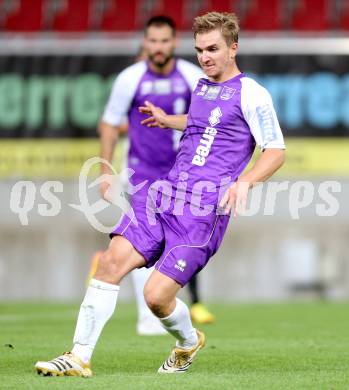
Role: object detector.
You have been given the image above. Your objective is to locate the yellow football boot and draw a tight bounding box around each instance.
[35,351,92,377]
[190,303,215,324]
[158,329,205,373]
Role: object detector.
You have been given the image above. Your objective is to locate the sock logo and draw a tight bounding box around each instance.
[175,259,187,272]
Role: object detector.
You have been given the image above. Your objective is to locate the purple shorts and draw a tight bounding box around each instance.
[111,190,229,286]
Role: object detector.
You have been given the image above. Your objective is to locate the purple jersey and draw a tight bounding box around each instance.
[102,59,203,185]
[111,72,285,286]
[164,73,285,207]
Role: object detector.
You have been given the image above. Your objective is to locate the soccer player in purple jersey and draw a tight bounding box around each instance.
[97,16,214,335]
[35,12,285,376]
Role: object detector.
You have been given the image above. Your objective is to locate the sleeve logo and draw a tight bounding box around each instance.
[256,104,277,145]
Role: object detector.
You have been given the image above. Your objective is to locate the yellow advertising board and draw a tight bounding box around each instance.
[0,139,126,178]
[0,138,348,178]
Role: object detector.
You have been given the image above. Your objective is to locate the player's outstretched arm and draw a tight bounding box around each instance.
[220,148,285,216]
[139,101,187,131]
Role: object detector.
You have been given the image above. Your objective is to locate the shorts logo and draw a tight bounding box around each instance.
[175,259,187,272]
[208,107,222,127]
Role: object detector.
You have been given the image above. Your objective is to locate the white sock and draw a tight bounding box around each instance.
[72,278,119,363]
[131,267,156,322]
[159,298,198,349]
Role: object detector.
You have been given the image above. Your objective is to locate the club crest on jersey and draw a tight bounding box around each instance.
[208,107,222,126]
[204,86,221,100]
[220,86,236,100]
[175,259,187,272]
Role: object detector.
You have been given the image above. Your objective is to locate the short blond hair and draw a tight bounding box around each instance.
[193,12,239,45]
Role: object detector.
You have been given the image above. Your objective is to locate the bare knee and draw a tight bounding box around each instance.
[94,250,120,284]
[144,271,179,317]
[144,291,165,317]
[144,287,172,317]
[93,236,146,285]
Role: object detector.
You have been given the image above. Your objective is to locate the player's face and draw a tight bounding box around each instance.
[144,25,176,68]
[195,29,238,82]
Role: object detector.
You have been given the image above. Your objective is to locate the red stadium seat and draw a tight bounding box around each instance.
[338,0,349,30]
[99,0,137,31]
[0,0,342,33]
[133,0,238,30]
[51,0,90,32]
[291,0,330,31]
[165,0,238,30]
[242,0,282,30]
[3,0,43,31]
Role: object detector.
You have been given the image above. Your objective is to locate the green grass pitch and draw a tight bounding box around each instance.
[1,302,348,389]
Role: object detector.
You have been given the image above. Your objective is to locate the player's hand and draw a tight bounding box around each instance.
[219,180,250,217]
[139,100,168,128]
[99,171,117,203]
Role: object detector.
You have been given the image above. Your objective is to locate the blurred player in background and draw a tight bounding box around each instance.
[35,11,285,376]
[95,15,214,335]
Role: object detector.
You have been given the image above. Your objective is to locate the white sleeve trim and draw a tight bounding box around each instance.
[241,77,285,150]
[102,61,146,126]
[176,59,205,92]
